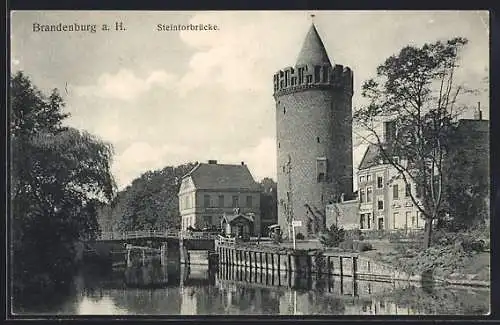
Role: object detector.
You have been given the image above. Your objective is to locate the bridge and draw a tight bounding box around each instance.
[87,230,220,267]
[95,230,218,241]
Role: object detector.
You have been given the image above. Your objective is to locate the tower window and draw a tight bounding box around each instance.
[316,137,320,143]
[318,173,325,183]
[283,107,286,114]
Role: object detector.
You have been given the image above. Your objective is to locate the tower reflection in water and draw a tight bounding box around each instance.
[75,261,488,315]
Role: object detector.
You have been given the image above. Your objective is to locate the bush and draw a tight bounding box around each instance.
[319,224,345,247]
[355,241,373,252]
[432,230,486,253]
[296,232,305,240]
[338,240,373,252]
[345,228,362,241]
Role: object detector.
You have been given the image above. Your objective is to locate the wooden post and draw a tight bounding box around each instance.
[249,250,252,269]
[142,249,145,266]
[277,254,280,273]
[265,252,269,270]
[339,256,343,277]
[127,246,131,267]
[352,256,357,279]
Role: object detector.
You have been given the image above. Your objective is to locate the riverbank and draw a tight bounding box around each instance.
[256,238,490,287]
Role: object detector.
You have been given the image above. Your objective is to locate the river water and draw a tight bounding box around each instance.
[14,260,490,316]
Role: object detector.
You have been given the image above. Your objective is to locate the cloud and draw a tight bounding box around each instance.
[112,141,192,188]
[177,12,310,96]
[75,69,177,101]
[220,137,277,181]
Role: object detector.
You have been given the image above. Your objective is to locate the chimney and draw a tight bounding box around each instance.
[208,160,217,164]
[382,120,396,145]
[474,102,483,120]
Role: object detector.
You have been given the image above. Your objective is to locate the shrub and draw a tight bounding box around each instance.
[296,232,305,240]
[345,228,362,241]
[432,230,486,253]
[319,224,345,247]
[356,241,373,252]
[339,239,354,250]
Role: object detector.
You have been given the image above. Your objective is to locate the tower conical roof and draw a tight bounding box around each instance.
[296,23,332,66]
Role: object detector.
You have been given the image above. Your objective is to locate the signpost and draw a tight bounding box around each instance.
[291,220,302,250]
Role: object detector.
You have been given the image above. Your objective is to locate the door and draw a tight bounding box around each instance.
[378,218,384,230]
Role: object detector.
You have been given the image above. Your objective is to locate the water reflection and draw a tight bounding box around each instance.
[15,262,489,316]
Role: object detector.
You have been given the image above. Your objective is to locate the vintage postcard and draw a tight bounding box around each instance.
[9,10,490,317]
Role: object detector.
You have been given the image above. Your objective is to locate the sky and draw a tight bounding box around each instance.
[11,11,490,190]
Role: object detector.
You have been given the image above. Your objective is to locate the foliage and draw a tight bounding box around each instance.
[319,224,345,247]
[338,240,373,252]
[295,232,305,240]
[99,163,196,232]
[442,131,490,230]
[353,37,477,248]
[259,177,277,234]
[344,228,363,241]
[10,71,116,302]
[431,230,487,253]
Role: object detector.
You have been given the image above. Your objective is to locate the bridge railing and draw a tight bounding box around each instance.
[179,231,219,240]
[96,229,219,241]
[96,229,179,241]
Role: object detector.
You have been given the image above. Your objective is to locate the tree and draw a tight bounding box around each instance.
[353,37,472,248]
[259,177,277,233]
[111,163,196,231]
[10,71,116,301]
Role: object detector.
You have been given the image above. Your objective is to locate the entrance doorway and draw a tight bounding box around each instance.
[378,218,384,230]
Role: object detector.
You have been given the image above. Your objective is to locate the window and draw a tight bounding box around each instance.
[246,196,253,208]
[278,142,280,148]
[360,176,365,183]
[366,187,373,202]
[393,184,399,199]
[360,214,366,229]
[406,211,411,229]
[393,212,399,229]
[367,175,372,182]
[232,195,239,208]
[314,66,321,82]
[203,215,212,225]
[412,215,416,228]
[377,176,384,188]
[367,213,372,229]
[283,107,286,114]
[316,158,327,183]
[359,189,365,203]
[218,195,224,208]
[378,199,384,210]
[317,137,320,143]
[405,184,412,197]
[204,194,210,207]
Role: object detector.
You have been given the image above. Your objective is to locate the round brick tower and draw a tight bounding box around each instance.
[273,23,353,238]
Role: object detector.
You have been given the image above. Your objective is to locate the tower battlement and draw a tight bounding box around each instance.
[273,63,353,98]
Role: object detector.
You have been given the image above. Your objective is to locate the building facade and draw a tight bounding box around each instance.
[273,23,354,238]
[178,160,262,235]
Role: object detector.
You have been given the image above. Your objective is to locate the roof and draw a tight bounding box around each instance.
[296,23,332,66]
[222,214,254,224]
[358,144,383,170]
[183,162,260,191]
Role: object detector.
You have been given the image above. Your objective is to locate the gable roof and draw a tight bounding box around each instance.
[183,162,260,191]
[358,144,383,170]
[222,214,254,224]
